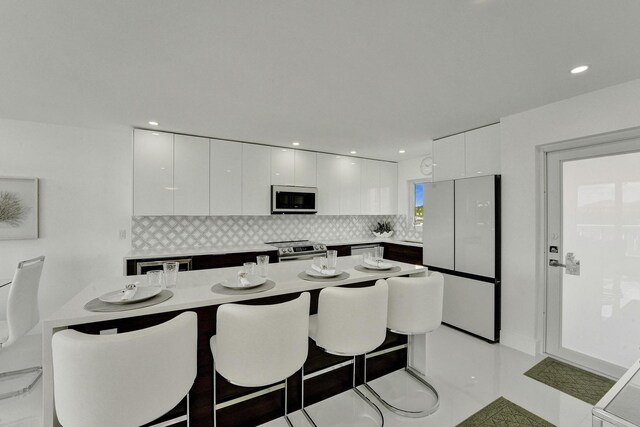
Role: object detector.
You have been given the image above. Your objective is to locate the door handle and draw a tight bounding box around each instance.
[549,252,580,276]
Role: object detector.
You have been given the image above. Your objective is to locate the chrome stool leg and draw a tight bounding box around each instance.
[0,366,42,400]
[363,350,439,418]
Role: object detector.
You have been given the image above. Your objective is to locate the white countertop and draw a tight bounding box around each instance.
[125,238,422,260]
[45,256,427,329]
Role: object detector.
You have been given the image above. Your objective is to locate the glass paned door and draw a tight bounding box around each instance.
[545,138,640,378]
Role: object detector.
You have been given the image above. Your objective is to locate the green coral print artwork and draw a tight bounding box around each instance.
[0,191,28,227]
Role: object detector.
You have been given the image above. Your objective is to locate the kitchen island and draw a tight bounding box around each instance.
[42,256,428,427]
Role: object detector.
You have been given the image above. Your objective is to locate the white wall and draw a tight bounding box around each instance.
[0,118,132,319]
[500,78,640,354]
[397,141,433,215]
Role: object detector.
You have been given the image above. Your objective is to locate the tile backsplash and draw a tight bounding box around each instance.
[131,215,421,250]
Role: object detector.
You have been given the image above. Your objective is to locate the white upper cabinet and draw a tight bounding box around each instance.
[379,161,398,215]
[294,150,317,187]
[464,124,501,177]
[360,159,380,215]
[270,148,295,185]
[433,133,466,182]
[339,156,361,215]
[210,139,242,215]
[316,153,341,215]
[174,135,210,216]
[133,129,174,216]
[242,144,271,215]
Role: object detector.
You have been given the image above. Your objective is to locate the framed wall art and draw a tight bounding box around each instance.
[0,177,39,240]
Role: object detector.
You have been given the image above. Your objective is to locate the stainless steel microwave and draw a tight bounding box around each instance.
[271,185,318,214]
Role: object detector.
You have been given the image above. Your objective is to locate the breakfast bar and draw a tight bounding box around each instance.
[41,256,428,427]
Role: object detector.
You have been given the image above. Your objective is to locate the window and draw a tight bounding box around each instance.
[409,180,428,228]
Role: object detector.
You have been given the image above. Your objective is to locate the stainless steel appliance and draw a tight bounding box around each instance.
[271,185,318,214]
[267,240,327,262]
[135,258,192,275]
[350,243,380,256]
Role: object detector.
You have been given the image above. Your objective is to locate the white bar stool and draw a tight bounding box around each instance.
[0,256,45,400]
[52,311,198,427]
[210,292,310,427]
[302,280,388,427]
[363,273,444,418]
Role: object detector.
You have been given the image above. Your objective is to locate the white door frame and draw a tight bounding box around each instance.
[537,126,640,375]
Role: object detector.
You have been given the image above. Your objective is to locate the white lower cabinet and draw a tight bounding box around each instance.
[210,139,242,215]
[242,144,271,215]
[174,135,210,216]
[133,130,174,216]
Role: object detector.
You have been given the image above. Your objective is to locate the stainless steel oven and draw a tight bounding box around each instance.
[266,240,327,262]
[135,258,192,275]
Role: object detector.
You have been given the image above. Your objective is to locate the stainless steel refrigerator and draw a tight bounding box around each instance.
[422,175,501,342]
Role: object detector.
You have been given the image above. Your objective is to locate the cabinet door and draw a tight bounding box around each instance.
[339,156,361,215]
[360,159,380,215]
[380,162,398,215]
[271,147,295,185]
[174,134,209,216]
[422,180,454,270]
[294,150,317,187]
[454,175,496,278]
[465,124,501,177]
[133,129,174,216]
[316,154,341,215]
[242,144,271,215]
[433,133,465,182]
[210,139,242,215]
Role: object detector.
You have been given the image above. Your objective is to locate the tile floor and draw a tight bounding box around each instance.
[0,326,595,427]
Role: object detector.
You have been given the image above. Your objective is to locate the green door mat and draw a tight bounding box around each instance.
[457,397,554,427]
[524,357,615,405]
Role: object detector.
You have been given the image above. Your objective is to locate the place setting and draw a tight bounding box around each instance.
[212,255,276,295]
[354,247,401,273]
[298,250,350,282]
[84,262,178,312]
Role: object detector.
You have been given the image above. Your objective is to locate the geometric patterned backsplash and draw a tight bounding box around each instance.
[131,215,422,250]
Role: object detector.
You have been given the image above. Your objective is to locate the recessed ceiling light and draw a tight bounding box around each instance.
[399,150,406,154]
[148,121,159,126]
[151,132,160,136]
[570,65,589,74]
[292,141,300,146]
[350,151,357,154]
[335,156,341,159]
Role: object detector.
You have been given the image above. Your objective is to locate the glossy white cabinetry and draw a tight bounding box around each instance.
[294,150,317,187]
[316,153,341,215]
[380,162,398,215]
[464,124,500,177]
[174,135,210,216]
[242,144,271,215]
[422,180,455,270]
[455,175,496,278]
[433,133,465,182]
[210,139,242,215]
[441,273,497,339]
[270,148,295,185]
[360,159,380,215]
[339,156,361,215]
[133,130,174,216]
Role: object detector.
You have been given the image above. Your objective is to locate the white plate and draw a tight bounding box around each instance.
[99,286,162,304]
[220,276,267,289]
[361,262,393,271]
[305,269,342,278]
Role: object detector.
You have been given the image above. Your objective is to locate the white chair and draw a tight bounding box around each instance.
[210,292,310,427]
[303,280,388,427]
[363,273,444,418]
[0,256,45,400]
[52,311,197,427]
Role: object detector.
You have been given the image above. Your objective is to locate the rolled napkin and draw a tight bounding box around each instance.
[364,258,382,268]
[311,264,336,276]
[237,271,252,287]
[121,283,138,301]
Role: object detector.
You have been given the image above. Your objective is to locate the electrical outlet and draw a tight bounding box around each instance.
[119,229,127,240]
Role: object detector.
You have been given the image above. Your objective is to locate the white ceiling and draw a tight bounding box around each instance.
[2,1,640,161]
